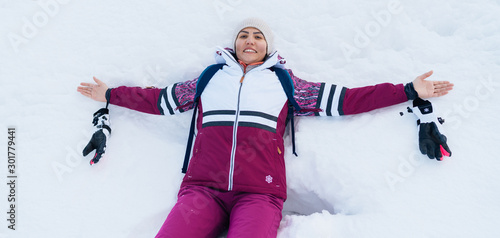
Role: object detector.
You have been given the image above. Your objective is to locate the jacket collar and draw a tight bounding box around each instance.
[214,47,287,73]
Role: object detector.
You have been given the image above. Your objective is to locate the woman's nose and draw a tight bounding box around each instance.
[245,37,255,45]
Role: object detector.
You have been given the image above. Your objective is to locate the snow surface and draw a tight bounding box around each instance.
[1,0,500,237]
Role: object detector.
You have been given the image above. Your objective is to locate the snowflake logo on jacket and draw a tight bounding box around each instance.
[265,175,273,184]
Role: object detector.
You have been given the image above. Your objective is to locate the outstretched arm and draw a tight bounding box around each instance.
[77,76,163,114]
[291,70,454,117]
[412,70,454,99]
[77,76,198,115]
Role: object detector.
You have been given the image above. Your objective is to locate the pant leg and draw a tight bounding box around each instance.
[227,193,284,238]
[155,185,229,238]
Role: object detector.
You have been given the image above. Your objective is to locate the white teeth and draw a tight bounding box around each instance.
[244,49,257,53]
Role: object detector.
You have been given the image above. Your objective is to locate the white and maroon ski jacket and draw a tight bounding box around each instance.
[106,47,409,200]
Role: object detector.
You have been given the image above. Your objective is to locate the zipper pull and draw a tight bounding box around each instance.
[240,75,245,83]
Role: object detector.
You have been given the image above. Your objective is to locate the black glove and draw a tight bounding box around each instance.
[83,108,111,165]
[411,98,452,161]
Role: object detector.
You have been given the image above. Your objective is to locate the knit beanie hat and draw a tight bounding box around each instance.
[233,17,275,54]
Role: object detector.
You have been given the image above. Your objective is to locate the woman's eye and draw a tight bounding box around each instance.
[239,35,248,39]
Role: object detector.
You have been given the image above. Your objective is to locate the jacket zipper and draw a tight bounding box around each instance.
[228,77,244,191]
[228,62,256,191]
[227,59,263,191]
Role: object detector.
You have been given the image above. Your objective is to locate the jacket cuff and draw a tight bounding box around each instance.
[105,88,113,104]
[404,82,418,100]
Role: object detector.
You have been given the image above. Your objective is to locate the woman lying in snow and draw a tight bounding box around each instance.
[77,18,453,238]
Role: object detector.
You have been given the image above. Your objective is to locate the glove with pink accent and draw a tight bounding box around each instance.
[411,98,452,161]
[82,108,111,165]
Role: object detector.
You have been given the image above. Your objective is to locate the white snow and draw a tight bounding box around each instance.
[1,0,500,237]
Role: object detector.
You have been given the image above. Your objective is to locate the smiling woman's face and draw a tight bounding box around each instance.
[235,27,268,65]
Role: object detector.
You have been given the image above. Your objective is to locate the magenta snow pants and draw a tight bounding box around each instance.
[155,185,284,238]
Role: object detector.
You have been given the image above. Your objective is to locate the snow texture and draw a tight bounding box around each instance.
[1,0,499,237]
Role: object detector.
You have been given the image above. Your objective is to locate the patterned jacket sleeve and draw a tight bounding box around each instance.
[107,78,198,115]
[289,69,409,117]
